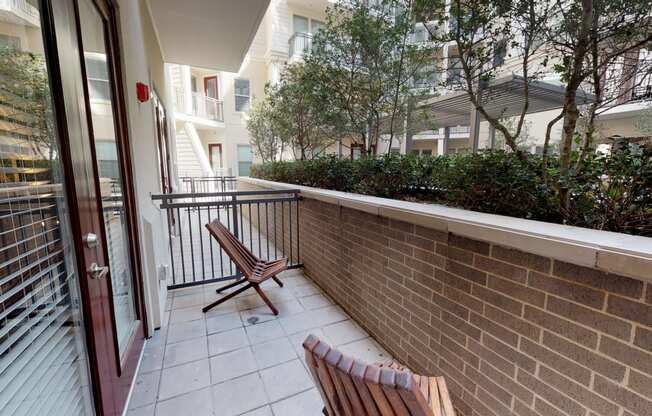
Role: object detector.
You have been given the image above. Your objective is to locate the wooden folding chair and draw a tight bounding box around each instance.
[303,334,456,416]
[202,219,287,314]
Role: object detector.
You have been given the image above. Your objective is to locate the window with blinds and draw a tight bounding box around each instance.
[0,3,94,415]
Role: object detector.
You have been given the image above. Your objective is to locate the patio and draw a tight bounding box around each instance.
[127,268,392,416]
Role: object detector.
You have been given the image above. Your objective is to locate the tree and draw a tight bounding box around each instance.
[542,0,652,204]
[247,98,285,163]
[270,63,344,160]
[415,0,552,155]
[308,0,437,155]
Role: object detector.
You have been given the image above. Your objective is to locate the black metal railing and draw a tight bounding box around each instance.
[152,189,301,289]
[179,176,236,194]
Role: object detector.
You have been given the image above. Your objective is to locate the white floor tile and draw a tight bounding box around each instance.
[240,406,273,416]
[322,320,368,346]
[298,294,333,310]
[206,312,243,334]
[169,306,205,324]
[260,359,313,402]
[139,345,164,373]
[211,373,268,416]
[158,359,211,401]
[167,320,206,344]
[270,388,324,416]
[245,320,285,345]
[164,337,209,368]
[209,347,258,384]
[208,327,249,356]
[128,371,160,409]
[155,387,214,416]
[252,337,297,369]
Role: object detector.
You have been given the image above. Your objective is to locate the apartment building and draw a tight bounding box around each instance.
[168,0,329,181]
[408,23,652,156]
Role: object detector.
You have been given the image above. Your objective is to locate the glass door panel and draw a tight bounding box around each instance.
[0,2,94,414]
[77,0,137,357]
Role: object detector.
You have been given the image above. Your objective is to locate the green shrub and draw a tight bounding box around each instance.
[250,148,652,236]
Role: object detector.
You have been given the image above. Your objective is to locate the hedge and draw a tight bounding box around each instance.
[251,148,652,236]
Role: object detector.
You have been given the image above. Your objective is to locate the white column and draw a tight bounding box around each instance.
[181,65,193,115]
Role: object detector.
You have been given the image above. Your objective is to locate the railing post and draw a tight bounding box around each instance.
[231,194,239,239]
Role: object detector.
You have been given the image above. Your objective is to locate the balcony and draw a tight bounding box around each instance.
[288,32,313,62]
[174,87,224,123]
[0,0,40,27]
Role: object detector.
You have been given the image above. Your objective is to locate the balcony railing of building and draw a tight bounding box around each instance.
[173,87,224,122]
[179,176,236,195]
[288,32,313,60]
[151,188,301,289]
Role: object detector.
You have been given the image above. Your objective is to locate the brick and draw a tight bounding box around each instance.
[480,361,534,405]
[405,234,435,251]
[546,296,632,341]
[475,255,528,284]
[594,374,652,415]
[449,234,490,256]
[440,334,479,368]
[483,333,536,373]
[443,285,483,314]
[517,370,586,416]
[646,283,652,304]
[389,218,414,233]
[470,312,519,347]
[634,327,652,351]
[488,276,545,307]
[475,386,513,415]
[464,365,513,405]
[524,305,598,348]
[412,247,446,268]
[446,260,487,285]
[606,295,652,327]
[436,268,472,292]
[538,366,619,416]
[553,261,644,299]
[414,225,447,243]
[491,245,551,274]
[542,332,626,382]
[599,336,652,375]
[432,291,470,320]
[520,338,591,386]
[437,243,474,265]
[485,305,540,341]
[533,398,568,416]
[441,310,481,341]
[405,256,435,276]
[513,400,540,416]
[628,370,652,398]
[472,284,523,316]
[468,338,516,377]
[528,271,605,310]
[388,239,413,256]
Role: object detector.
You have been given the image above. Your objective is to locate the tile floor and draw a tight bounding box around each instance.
[127,268,391,416]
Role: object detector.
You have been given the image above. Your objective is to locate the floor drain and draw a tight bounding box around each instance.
[247,316,260,325]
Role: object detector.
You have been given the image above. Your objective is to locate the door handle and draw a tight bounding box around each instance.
[88,263,109,279]
[83,233,99,248]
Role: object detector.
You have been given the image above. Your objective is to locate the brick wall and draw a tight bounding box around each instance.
[240,182,652,416]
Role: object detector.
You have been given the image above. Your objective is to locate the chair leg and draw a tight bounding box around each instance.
[203,283,252,313]
[215,277,247,294]
[253,284,279,315]
[322,407,329,416]
[272,275,283,287]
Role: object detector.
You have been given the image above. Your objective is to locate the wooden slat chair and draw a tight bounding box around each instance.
[202,219,287,314]
[303,334,456,416]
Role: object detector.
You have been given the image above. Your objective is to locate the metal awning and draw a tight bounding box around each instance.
[415,74,595,128]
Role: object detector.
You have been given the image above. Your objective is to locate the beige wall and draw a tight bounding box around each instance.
[118,0,170,333]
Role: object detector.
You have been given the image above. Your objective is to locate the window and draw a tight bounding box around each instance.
[191,75,198,92]
[234,78,250,112]
[84,52,111,101]
[351,143,364,160]
[390,148,401,154]
[293,15,309,34]
[209,143,222,172]
[414,64,437,88]
[237,145,253,176]
[312,20,325,34]
[0,34,21,50]
[421,149,433,156]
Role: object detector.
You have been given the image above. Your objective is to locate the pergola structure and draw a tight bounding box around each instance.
[411,74,595,152]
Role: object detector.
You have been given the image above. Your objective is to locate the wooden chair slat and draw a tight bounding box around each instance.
[379,368,411,416]
[429,378,442,416]
[336,356,368,416]
[396,371,431,416]
[351,361,382,416]
[364,365,397,416]
[304,341,336,416]
[436,377,455,416]
[325,349,355,416]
